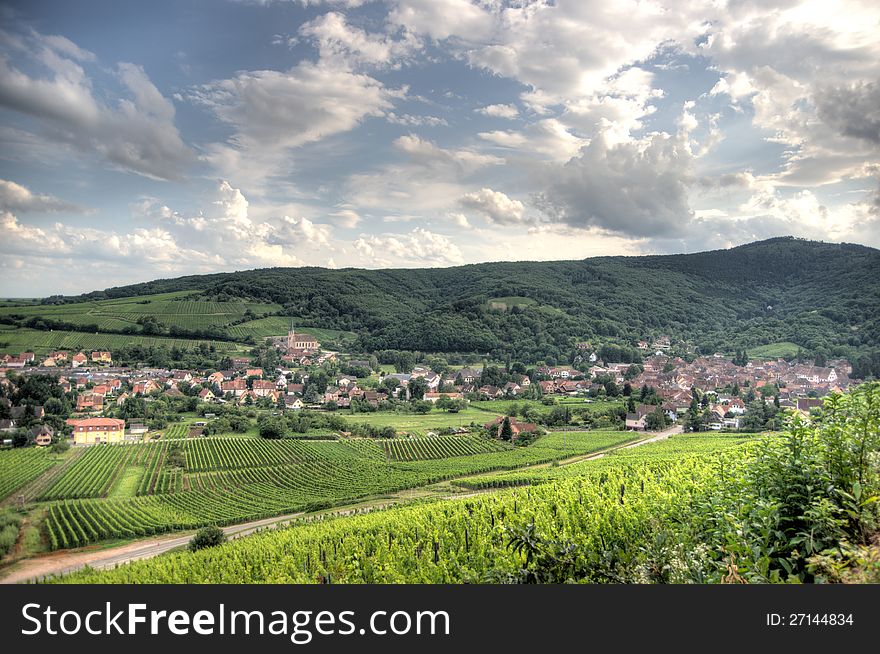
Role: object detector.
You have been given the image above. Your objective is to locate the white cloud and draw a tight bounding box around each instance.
[353,227,464,266]
[0,179,85,213]
[459,187,527,225]
[476,103,518,119]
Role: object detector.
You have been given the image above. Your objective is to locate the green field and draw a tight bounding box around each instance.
[487,296,537,311]
[50,430,763,583]
[746,341,801,358]
[341,407,503,432]
[470,398,623,415]
[0,326,242,355]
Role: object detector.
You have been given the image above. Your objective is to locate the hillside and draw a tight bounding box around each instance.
[4,237,879,368]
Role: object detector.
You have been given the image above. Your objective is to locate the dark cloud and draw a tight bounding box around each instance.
[815,80,880,145]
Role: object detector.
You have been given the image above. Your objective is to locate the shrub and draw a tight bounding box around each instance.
[188,526,227,552]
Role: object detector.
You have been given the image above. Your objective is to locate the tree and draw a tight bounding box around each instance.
[188,526,227,552]
[645,406,669,431]
[408,376,428,400]
[258,416,286,439]
[499,416,513,441]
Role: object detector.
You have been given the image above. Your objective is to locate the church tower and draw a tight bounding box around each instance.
[287,321,295,353]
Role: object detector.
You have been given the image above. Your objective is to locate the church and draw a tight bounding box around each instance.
[287,323,320,354]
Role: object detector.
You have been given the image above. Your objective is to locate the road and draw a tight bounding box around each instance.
[0,425,684,584]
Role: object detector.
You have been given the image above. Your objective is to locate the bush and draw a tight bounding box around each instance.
[188,526,227,552]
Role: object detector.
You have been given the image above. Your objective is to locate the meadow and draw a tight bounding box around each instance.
[341,407,503,432]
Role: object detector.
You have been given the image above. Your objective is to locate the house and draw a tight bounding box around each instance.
[455,368,479,384]
[502,382,522,396]
[796,398,824,416]
[132,379,160,396]
[115,392,130,406]
[284,396,304,410]
[479,385,503,398]
[90,351,112,364]
[484,416,539,441]
[71,417,126,445]
[41,357,58,367]
[76,393,104,412]
[625,405,656,431]
[198,388,216,402]
[172,371,193,383]
[127,422,148,438]
[221,378,248,397]
[286,383,304,396]
[337,374,359,386]
[71,352,88,367]
[32,424,53,447]
[252,380,276,397]
[231,357,251,369]
[246,368,264,379]
[424,392,464,404]
[207,371,225,385]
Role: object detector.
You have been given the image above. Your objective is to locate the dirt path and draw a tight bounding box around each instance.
[0,425,684,584]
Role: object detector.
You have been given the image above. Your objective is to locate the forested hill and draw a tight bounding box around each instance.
[47,237,880,364]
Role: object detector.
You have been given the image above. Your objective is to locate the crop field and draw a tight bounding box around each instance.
[342,407,503,432]
[0,290,285,350]
[18,427,641,550]
[51,432,753,583]
[0,448,55,502]
[454,432,762,489]
[0,326,240,355]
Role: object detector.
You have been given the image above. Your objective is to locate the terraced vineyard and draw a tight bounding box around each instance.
[0,448,55,502]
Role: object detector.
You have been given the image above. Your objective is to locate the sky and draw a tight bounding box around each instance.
[0,0,878,296]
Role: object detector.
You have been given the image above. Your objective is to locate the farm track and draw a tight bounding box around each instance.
[0,425,683,584]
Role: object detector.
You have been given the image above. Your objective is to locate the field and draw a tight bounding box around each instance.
[2,427,644,551]
[341,407,503,432]
[487,296,537,311]
[470,398,624,415]
[0,448,55,502]
[0,289,362,354]
[746,341,801,358]
[50,430,762,583]
[0,326,241,355]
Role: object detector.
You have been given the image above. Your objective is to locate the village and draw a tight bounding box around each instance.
[0,324,859,447]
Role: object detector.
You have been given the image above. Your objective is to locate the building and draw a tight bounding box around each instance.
[287,324,320,353]
[32,424,53,447]
[71,417,126,445]
[484,416,539,441]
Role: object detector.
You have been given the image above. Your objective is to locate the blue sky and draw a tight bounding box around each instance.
[1,0,878,295]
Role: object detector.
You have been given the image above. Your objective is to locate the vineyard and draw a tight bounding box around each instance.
[49,450,739,583]
[0,448,55,502]
[53,383,880,583]
[0,327,239,355]
[26,431,638,549]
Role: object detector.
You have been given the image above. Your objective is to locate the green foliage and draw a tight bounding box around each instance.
[8,238,876,366]
[188,526,227,552]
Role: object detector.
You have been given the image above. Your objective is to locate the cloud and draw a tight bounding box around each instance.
[814,80,880,145]
[386,112,448,127]
[478,118,585,162]
[0,29,194,180]
[459,187,527,226]
[536,131,694,238]
[476,103,518,119]
[0,179,86,213]
[393,133,503,172]
[299,11,419,68]
[353,227,464,266]
[388,0,494,42]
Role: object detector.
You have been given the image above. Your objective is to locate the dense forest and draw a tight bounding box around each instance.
[42,238,880,369]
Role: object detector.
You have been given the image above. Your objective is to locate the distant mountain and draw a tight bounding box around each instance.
[41,237,880,367]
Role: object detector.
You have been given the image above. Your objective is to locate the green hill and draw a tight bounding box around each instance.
[4,237,879,371]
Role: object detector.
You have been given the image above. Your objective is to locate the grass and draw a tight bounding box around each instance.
[341,407,503,433]
[747,341,801,358]
[226,317,357,345]
[107,467,144,498]
[487,296,537,311]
